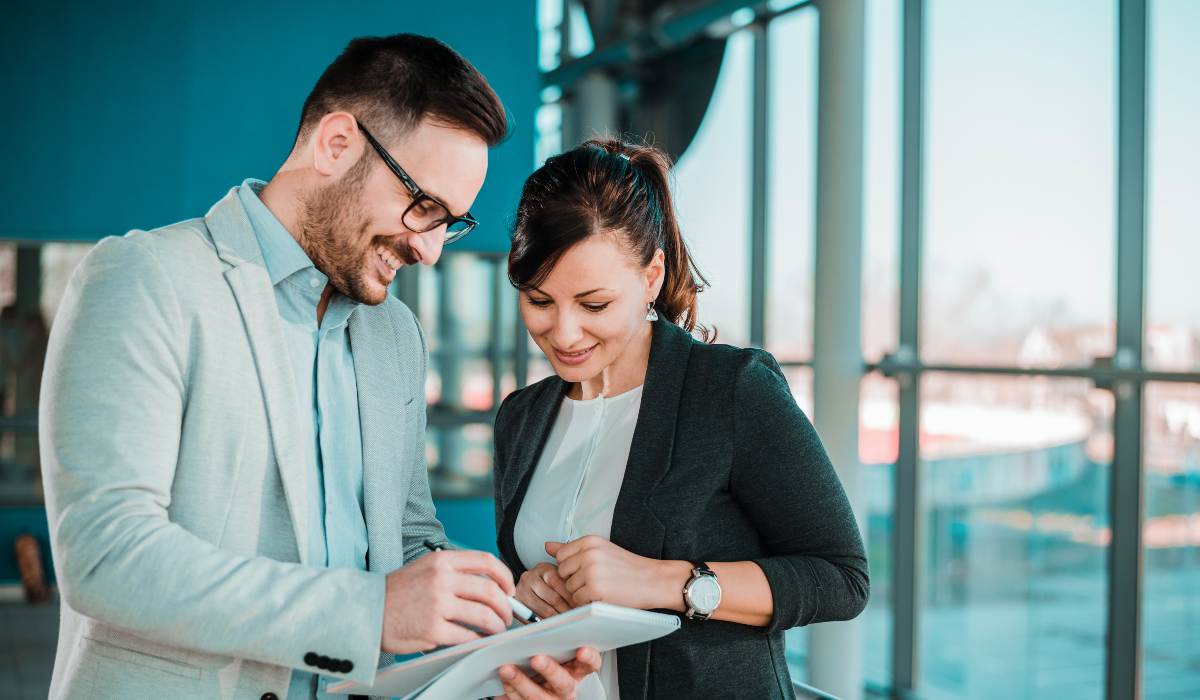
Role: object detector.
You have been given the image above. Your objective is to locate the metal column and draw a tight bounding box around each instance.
[808,0,867,697]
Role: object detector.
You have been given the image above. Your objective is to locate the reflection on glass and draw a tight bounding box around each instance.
[1146,0,1200,373]
[410,251,522,498]
[919,373,1110,699]
[922,0,1115,367]
[674,30,753,347]
[766,9,817,361]
[861,373,896,688]
[1142,382,1200,698]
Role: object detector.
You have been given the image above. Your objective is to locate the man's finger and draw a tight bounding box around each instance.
[429,619,480,649]
[445,599,508,637]
[442,550,516,595]
[452,571,514,626]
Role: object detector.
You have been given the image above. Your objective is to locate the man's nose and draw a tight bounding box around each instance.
[407,228,444,267]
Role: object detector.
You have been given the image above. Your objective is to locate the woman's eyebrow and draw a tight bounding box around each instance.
[574,288,613,298]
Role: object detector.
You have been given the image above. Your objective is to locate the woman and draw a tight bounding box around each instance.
[493,139,868,699]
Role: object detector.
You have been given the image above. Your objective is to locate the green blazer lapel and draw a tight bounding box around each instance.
[205,189,311,565]
[613,318,694,700]
[496,376,568,574]
[349,305,415,574]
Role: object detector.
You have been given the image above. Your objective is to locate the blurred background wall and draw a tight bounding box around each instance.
[1,1,1198,699]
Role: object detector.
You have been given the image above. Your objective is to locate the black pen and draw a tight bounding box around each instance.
[422,540,540,624]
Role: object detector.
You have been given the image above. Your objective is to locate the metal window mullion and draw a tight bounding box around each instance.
[893,0,925,696]
[1108,1,1148,698]
[750,23,770,349]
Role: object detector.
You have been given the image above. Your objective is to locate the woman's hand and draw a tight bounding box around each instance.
[547,536,688,610]
[494,648,602,699]
[515,562,575,619]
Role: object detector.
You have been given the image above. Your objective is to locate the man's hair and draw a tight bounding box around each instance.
[296,34,507,147]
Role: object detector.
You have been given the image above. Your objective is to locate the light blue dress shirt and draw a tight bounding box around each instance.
[237,180,370,700]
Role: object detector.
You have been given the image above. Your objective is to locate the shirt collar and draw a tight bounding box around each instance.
[237,178,320,287]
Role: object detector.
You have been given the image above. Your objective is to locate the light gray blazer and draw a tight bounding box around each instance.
[39,188,447,699]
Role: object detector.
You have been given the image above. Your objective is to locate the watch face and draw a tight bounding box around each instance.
[689,576,722,612]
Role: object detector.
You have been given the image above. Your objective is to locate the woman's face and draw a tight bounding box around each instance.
[519,233,664,385]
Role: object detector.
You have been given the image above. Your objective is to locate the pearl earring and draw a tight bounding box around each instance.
[646,302,658,322]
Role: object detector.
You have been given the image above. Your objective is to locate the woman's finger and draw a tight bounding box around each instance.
[542,567,574,605]
[531,577,572,614]
[529,655,578,698]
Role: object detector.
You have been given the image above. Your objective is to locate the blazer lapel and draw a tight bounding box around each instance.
[205,189,310,564]
[496,377,568,575]
[349,305,414,574]
[612,318,694,700]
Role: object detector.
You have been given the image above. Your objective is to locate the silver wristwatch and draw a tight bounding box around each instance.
[683,561,721,620]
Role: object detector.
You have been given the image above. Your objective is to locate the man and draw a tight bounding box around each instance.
[39,34,597,699]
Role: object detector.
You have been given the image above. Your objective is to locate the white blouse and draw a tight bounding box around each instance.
[513,385,644,700]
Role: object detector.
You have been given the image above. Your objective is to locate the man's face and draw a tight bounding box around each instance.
[300,117,489,305]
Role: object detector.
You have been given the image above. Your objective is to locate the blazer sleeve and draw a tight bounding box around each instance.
[732,349,870,633]
[39,236,385,684]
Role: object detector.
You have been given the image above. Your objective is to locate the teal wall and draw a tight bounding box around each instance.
[0,0,536,252]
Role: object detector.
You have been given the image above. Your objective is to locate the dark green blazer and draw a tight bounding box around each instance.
[493,319,869,699]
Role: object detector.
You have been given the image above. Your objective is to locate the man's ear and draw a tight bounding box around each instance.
[310,112,363,178]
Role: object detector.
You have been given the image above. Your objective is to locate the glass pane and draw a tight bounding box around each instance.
[766,9,817,362]
[427,423,495,498]
[0,242,94,503]
[863,0,901,365]
[1146,0,1200,373]
[862,373,897,688]
[1142,382,1200,699]
[919,373,1110,699]
[922,1,1116,367]
[783,366,813,681]
[675,30,753,347]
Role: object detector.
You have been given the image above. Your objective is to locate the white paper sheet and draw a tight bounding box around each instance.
[327,602,680,698]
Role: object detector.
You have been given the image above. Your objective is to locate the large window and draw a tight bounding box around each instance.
[922,0,1116,369]
[674,30,754,347]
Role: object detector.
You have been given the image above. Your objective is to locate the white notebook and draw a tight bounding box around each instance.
[327,602,680,699]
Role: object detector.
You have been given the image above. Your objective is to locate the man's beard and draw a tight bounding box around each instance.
[297,157,419,306]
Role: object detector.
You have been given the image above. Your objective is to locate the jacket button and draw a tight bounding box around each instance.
[304,652,319,667]
[318,655,332,669]
[339,659,354,673]
[261,694,279,700]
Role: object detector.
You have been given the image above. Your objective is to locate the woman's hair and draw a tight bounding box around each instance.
[509,138,711,340]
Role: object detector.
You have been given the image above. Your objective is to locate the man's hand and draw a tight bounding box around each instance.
[495,648,602,699]
[515,562,575,619]
[381,549,515,654]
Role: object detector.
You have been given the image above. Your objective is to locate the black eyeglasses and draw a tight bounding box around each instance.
[357,122,479,244]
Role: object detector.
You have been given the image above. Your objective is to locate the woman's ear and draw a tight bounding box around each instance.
[646,249,666,300]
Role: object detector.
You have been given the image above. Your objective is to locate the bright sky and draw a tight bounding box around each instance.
[673,0,1199,363]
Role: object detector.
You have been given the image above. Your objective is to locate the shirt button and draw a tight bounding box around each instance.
[310,277,321,288]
